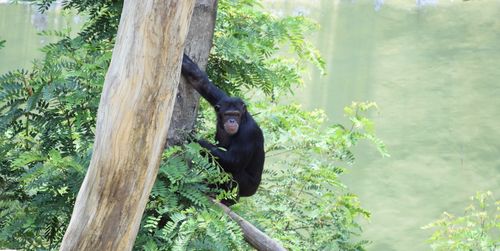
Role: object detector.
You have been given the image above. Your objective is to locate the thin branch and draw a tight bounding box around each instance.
[210,198,287,251]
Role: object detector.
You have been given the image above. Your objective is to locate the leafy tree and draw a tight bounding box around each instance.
[207,0,324,97]
[0,0,386,250]
[231,102,387,250]
[135,144,246,250]
[423,191,500,251]
[0,34,110,249]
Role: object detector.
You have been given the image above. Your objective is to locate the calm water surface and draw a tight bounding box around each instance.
[0,3,81,73]
[268,0,500,250]
[2,1,500,250]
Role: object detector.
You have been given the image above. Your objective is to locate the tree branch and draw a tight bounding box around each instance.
[210,198,287,251]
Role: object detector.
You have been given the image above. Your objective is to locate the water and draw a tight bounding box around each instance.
[0,2,82,73]
[2,1,500,250]
[267,1,500,250]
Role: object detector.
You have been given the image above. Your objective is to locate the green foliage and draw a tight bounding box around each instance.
[423,191,500,251]
[226,101,387,250]
[35,0,122,41]
[0,149,87,250]
[208,0,325,97]
[0,33,111,155]
[0,39,5,49]
[0,0,386,250]
[262,101,388,164]
[135,143,245,250]
[0,30,111,249]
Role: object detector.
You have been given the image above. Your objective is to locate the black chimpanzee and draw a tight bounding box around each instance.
[181,54,265,201]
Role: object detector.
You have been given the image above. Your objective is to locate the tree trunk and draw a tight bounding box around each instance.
[166,0,218,146]
[59,1,195,250]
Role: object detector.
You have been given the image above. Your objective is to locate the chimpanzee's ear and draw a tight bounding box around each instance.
[214,104,221,112]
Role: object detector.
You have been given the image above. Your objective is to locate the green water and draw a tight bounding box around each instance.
[0,3,81,73]
[1,1,499,250]
[269,1,500,250]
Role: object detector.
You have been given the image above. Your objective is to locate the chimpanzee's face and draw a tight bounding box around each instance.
[215,97,246,135]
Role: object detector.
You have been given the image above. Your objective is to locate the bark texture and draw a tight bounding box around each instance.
[166,0,218,146]
[60,1,195,250]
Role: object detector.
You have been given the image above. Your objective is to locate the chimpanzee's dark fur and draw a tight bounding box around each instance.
[181,54,265,201]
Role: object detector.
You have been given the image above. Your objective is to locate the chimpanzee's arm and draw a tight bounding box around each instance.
[181,54,227,106]
[198,138,254,173]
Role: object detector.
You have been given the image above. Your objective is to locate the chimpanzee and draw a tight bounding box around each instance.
[181,54,265,201]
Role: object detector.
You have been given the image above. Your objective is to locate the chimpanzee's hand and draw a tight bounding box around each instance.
[181,54,202,78]
[197,139,214,151]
